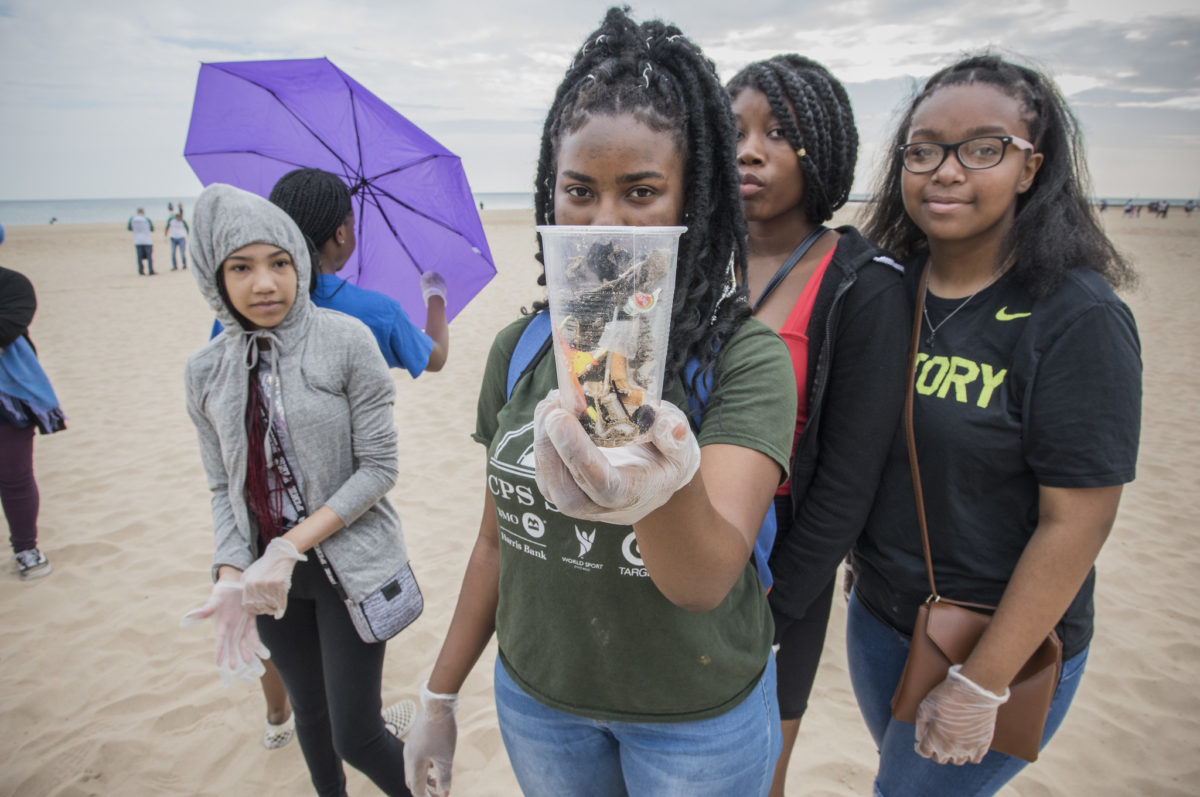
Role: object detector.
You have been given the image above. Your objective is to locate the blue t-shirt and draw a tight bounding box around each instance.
[210,274,433,378]
[311,275,432,377]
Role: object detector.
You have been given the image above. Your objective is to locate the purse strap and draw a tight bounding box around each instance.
[905,264,993,612]
[750,225,829,313]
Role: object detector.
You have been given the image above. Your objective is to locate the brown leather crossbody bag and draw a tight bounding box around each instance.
[889,264,1062,763]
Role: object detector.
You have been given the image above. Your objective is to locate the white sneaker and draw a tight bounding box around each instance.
[263,713,295,750]
[14,549,51,581]
[382,698,417,739]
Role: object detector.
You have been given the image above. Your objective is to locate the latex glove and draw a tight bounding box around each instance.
[241,538,306,619]
[181,581,271,686]
[914,663,1010,765]
[533,389,700,526]
[404,681,460,797]
[421,271,447,304]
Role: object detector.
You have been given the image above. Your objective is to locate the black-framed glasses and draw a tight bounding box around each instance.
[898,135,1035,174]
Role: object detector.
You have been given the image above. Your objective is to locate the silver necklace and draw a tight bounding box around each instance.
[922,258,1011,346]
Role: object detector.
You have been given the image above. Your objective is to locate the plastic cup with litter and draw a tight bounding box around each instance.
[536,225,685,447]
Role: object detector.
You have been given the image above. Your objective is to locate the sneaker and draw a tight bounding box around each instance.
[263,713,295,750]
[382,698,417,739]
[14,548,51,581]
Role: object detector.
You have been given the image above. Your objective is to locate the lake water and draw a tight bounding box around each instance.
[0,192,534,226]
[2,192,1190,227]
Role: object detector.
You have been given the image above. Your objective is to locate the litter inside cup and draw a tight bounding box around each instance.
[537,225,685,447]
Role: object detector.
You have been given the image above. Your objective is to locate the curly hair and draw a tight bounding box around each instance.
[726,54,858,224]
[861,52,1135,297]
[530,5,750,395]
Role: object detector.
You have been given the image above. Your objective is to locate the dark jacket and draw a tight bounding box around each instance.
[767,226,911,619]
[0,266,37,350]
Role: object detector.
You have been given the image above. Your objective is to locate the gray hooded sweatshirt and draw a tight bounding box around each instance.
[185,183,407,603]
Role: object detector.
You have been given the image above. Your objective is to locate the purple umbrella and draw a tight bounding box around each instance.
[184,57,494,324]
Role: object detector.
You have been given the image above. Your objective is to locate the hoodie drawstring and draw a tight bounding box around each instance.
[242,328,283,457]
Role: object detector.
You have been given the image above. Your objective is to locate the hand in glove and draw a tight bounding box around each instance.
[533,390,701,526]
[241,537,306,619]
[914,663,1010,765]
[421,271,447,304]
[181,581,271,686]
[404,681,460,797]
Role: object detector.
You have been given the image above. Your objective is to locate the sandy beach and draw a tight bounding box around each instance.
[1,206,1198,796]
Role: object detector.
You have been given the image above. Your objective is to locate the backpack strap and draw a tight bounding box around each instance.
[682,356,712,431]
[683,348,777,590]
[506,311,553,400]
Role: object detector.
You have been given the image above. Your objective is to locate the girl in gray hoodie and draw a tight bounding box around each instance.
[181,183,414,796]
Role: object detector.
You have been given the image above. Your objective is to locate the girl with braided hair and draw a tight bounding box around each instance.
[847,53,1140,794]
[404,8,795,796]
[726,55,910,797]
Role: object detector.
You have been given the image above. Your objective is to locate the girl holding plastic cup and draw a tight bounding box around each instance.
[404,8,795,796]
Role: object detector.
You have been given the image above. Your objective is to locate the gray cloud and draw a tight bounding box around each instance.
[0,0,1196,198]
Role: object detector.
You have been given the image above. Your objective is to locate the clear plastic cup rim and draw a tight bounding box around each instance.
[535,225,687,235]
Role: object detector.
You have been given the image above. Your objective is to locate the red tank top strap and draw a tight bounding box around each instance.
[775,246,836,496]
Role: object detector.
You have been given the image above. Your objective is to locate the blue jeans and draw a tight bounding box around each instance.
[169,237,187,269]
[135,244,153,274]
[846,589,1088,797]
[493,655,782,796]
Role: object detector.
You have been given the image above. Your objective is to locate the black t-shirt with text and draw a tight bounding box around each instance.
[854,256,1141,659]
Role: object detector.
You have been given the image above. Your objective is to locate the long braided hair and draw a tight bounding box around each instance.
[726,55,858,224]
[269,168,350,294]
[531,5,749,395]
[862,52,1135,297]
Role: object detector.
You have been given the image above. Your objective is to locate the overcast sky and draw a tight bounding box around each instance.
[1,0,1197,200]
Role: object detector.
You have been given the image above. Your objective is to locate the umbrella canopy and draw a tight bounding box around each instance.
[184,57,494,325]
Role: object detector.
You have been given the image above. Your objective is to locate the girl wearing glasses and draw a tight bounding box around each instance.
[850,54,1141,795]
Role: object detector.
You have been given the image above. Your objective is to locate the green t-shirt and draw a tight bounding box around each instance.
[473,314,796,722]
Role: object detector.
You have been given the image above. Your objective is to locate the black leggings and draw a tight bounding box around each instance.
[257,557,412,797]
[770,493,836,721]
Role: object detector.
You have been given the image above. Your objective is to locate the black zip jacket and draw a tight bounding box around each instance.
[767,226,911,619]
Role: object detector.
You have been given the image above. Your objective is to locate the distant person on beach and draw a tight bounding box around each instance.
[166,211,189,270]
[1186,199,1196,215]
[405,8,796,796]
[726,55,909,797]
[127,208,155,275]
[180,183,420,794]
[853,53,1141,795]
[0,223,67,581]
[1123,199,1133,216]
[48,217,56,225]
[1099,198,1107,212]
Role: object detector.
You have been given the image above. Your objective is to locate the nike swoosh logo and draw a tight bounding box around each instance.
[996,307,1032,321]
